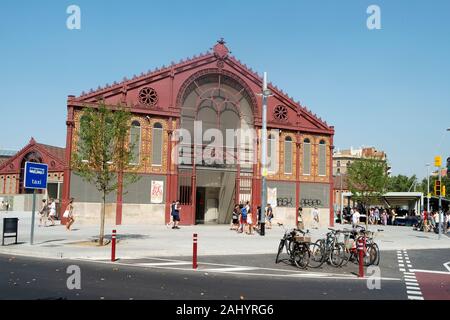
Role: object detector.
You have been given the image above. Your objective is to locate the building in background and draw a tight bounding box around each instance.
[333,146,390,176]
[63,40,335,227]
[0,149,17,164]
[0,138,65,211]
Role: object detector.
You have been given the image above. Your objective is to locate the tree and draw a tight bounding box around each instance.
[72,103,140,245]
[347,158,389,227]
[386,174,418,192]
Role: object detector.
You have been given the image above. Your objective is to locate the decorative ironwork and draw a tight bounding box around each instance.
[273,105,288,122]
[138,87,158,106]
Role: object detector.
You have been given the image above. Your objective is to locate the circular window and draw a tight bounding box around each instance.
[273,105,288,122]
[138,87,158,106]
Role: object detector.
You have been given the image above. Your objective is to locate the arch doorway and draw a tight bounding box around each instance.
[178,73,256,224]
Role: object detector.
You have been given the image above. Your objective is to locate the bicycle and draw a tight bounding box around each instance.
[275,223,311,269]
[311,228,346,268]
[342,226,382,267]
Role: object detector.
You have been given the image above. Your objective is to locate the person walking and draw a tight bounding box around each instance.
[246,209,254,235]
[297,207,304,230]
[239,204,247,233]
[167,200,176,228]
[382,209,388,226]
[230,205,240,230]
[352,208,361,228]
[172,200,181,229]
[48,198,56,226]
[39,199,49,227]
[64,198,76,231]
[266,203,273,229]
[312,206,320,229]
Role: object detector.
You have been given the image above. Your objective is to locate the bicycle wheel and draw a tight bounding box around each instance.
[275,239,285,264]
[293,243,310,269]
[357,243,378,266]
[330,242,346,267]
[369,243,380,266]
[308,242,325,268]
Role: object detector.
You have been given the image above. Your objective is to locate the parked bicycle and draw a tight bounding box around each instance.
[310,228,346,268]
[342,225,382,267]
[275,223,311,269]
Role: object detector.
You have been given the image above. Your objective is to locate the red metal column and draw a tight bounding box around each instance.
[61,103,75,225]
[329,135,335,227]
[296,132,301,226]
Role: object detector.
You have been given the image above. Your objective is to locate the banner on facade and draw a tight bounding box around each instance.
[268,187,277,208]
[150,180,164,203]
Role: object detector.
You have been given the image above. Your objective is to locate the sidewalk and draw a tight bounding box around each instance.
[1,211,449,260]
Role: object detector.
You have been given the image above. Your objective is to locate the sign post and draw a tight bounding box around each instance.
[23,162,48,245]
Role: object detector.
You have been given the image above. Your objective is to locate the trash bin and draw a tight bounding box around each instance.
[2,217,18,245]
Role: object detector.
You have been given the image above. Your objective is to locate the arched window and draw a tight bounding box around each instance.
[284,136,293,174]
[78,115,89,161]
[337,160,341,167]
[303,138,311,175]
[267,134,276,173]
[318,140,326,176]
[152,122,163,166]
[130,120,141,164]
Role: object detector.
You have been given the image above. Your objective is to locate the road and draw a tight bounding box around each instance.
[2,248,448,300]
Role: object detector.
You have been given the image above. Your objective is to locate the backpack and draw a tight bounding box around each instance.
[241,207,247,219]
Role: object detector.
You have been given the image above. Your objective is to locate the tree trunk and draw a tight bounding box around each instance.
[99,192,106,246]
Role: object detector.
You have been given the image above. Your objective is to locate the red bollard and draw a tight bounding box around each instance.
[193,233,198,269]
[358,237,364,278]
[111,229,116,262]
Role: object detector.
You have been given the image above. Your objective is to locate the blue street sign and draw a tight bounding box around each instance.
[24,162,48,190]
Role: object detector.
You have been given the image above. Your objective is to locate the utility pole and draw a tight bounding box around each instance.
[439,166,443,239]
[426,164,430,215]
[259,72,271,236]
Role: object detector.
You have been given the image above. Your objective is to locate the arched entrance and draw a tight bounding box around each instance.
[177,72,257,224]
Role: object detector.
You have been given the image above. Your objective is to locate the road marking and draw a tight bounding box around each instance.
[408,296,424,300]
[407,264,413,268]
[405,282,419,287]
[403,272,415,275]
[410,269,450,275]
[399,264,405,267]
[202,267,259,272]
[399,268,406,272]
[136,262,192,266]
[444,261,450,273]
[405,278,418,282]
[406,286,421,291]
[407,290,423,296]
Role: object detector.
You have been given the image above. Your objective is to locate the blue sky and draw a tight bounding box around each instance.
[1,0,449,178]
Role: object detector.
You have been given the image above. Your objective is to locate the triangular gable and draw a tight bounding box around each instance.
[70,40,333,134]
[0,138,66,174]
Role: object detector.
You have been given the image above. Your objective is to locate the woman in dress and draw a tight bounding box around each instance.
[48,198,56,226]
[65,198,75,231]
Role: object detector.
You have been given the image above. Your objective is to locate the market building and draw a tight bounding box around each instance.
[0,138,65,210]
[62,40,335,226]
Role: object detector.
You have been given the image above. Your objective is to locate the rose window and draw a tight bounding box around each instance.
[273,105,288,122]
[138,87,158,106]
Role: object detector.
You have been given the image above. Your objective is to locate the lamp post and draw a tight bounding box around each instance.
[259,72,271,236]
[426,164,430,215]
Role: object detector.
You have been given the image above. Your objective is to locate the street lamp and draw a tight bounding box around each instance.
[259,72,272,236]
[426,164,430,215]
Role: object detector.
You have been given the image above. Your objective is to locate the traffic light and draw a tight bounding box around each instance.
[443,185,446,197]
[435,180,441,196]
[447,157,450,178]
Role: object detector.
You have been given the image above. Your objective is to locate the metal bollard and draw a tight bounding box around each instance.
[357,237,364,278]
[111,229,117,262]
[193,233,198,269]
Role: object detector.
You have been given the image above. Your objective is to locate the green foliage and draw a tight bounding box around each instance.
[386,174,418,192]
[347,158,388,208]
[71,102,141,244]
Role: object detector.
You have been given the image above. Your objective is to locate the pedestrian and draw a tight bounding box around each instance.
[172,200,181,229]
[390,209,397,226]
[297,207,304,230]
[312,206,320,229]
[352,207,360,228]
[246,209,254,235]
[374,208,380,225]
[48,198,56,226]
[167,200,176,228]
[239,204,247,233]
[256,206,262,232]
[382,209,388,226]
[266,203,273,229]
[39,199,49,227]
[64,198,76,231]
[230,205,240,230]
